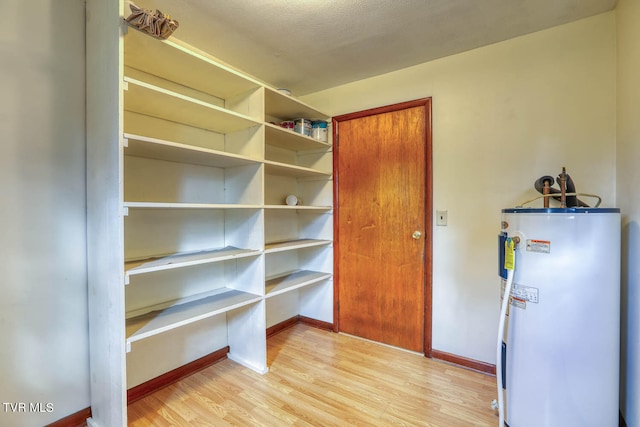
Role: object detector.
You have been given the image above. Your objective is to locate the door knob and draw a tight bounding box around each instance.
[412,231,422,240]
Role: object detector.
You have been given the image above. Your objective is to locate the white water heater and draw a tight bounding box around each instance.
[499,207,620,427]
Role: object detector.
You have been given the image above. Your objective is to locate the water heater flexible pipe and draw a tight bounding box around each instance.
[496,242,516,426]
[533,172,588,207]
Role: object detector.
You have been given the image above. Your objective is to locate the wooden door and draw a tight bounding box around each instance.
[334,99,432,354]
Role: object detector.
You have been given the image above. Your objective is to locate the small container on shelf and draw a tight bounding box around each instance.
[280,120,294,130]
[294,118,312,137]
[311,121,328,142]
[285,194,300,206]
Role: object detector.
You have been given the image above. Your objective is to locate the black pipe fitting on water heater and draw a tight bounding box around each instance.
[534,169,589,208]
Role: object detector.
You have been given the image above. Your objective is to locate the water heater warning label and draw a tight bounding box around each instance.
[501,281,540,310]
[526,239,550,253]
[512,284,539,303]
[510,297,527,310]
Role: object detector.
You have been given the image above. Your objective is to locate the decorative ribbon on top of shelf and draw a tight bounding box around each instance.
[125,2,179,40]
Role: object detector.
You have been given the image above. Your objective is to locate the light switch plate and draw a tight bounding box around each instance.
[436,210,447,226]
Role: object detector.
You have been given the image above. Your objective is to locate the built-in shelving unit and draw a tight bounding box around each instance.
[125,246,262,279]
[87,6,333,426]
[264,123,331,151]
[124,134,261,168]
[265,270,333,298]
[263,160,331,178]
[126,288,263,345]
[124,77,262,133]
[124,27,263,103]
[264,86,326,120]
[265,239,332,253]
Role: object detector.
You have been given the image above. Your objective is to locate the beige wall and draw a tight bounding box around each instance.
[303,12,616,364]
[0,0,89,425]
[616,0,640,425]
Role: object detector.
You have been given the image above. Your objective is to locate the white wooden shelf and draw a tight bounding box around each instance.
[124,202,263,210]
[124,202,331,210]
[265,87,330,121]
[125,246,261,280]
[263,205,332,211]
[124,77,262,134]
[265,239,332,254]
[124,133,260,168]
[124,28,262,100]
[264,123,331,151]
[126,288,262,347]
[265,270,332,298]
[264,160,332,178]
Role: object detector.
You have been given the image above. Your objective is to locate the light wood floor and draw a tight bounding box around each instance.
[128,324,499,426]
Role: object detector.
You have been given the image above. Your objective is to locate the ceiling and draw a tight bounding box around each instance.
[131,0,617,96]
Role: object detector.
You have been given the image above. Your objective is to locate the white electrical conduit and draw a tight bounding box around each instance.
[496,239,516,427]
